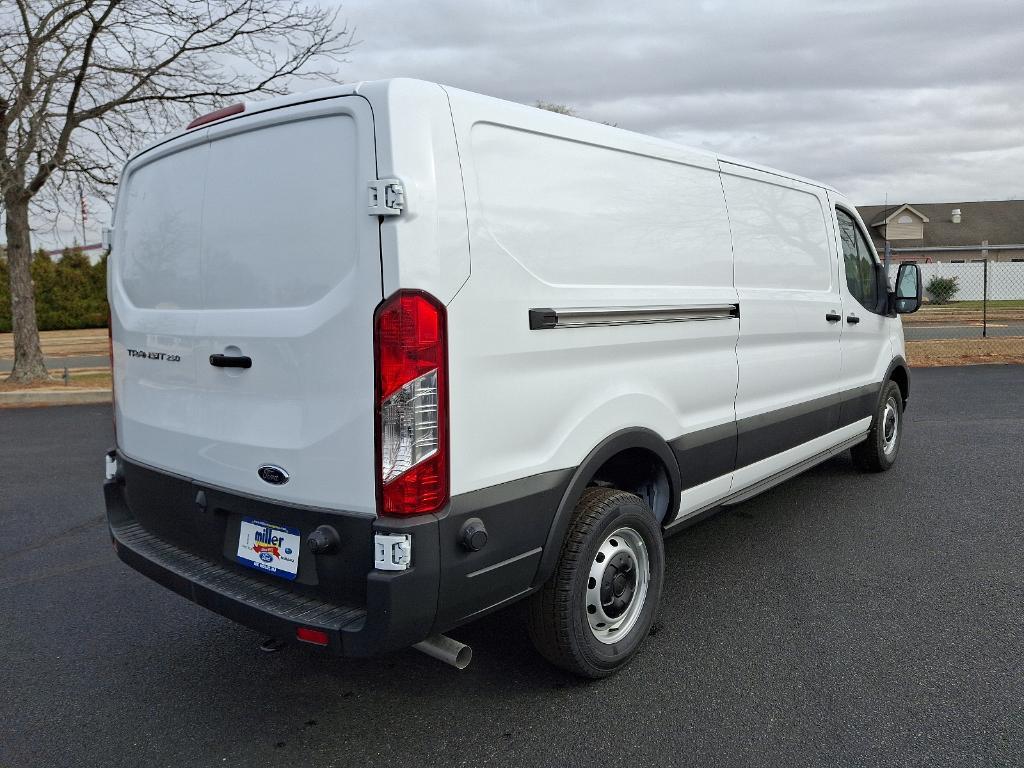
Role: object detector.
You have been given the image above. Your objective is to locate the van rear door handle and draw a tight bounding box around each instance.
[846,314,860,324]
[209,354,252,369]
[825,312,841,322]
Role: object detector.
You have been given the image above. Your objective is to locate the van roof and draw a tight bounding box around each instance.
[126,77,838,195]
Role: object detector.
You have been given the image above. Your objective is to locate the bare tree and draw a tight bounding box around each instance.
[534,101,577,117]
[0,1,353,383]
[535,99,617,127]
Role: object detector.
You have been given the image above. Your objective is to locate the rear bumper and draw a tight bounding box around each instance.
[104,452,571,657]
[110,514,366,654]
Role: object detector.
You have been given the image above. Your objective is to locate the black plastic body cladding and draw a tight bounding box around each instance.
[105,455,571,657]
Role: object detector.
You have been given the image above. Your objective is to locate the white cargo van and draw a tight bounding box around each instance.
[104,78,923,678]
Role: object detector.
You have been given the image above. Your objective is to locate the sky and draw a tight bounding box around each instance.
[30,0,1024,250]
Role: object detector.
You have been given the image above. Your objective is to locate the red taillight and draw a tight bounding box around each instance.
[186,103,244,130]
[374,291,449,517]
[296,627,329,646]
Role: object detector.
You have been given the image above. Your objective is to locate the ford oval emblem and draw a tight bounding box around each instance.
[258,465,289,485]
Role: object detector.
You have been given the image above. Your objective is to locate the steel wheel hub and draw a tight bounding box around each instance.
[586,527,650,644]
[882,396,900,456]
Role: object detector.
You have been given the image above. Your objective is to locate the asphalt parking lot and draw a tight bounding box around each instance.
[2,365,1022,767]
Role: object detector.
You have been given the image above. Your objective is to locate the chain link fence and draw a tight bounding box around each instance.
[888,257,1024,365]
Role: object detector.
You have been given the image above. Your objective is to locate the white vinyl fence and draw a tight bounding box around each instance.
[887,261,1024,301]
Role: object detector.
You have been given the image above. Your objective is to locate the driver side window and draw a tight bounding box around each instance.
[837,208,879,312]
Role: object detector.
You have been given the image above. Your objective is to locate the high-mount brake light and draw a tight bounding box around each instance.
[374,291,449,517]
[186,103,244,130]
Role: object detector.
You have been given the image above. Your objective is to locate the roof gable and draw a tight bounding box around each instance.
[869,204,930,227]
[856,200,1024,249]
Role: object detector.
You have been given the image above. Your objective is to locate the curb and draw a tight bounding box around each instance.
[0,388,112,408]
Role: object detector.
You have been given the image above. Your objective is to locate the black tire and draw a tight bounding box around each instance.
[527,487,664,678]
[851,379,904,472]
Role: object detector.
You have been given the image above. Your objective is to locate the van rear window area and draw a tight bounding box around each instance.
[118,115,358,310]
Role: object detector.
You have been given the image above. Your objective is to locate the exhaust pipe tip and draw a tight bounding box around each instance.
[413,634,472,670]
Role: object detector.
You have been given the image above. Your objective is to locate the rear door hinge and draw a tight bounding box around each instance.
[368,178,405,216]
[374,533,412,571]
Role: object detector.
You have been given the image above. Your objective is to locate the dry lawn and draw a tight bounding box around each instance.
[906,337,1024,367]
[0,368,111,392]
[0,328,108,359]
[903,307,1024,326]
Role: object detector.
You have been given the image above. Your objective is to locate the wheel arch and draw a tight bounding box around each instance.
[531,427,681,589]
[885,355,910,407]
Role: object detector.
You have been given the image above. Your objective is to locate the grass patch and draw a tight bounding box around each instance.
[1,368,110,391]
[921,300,1024,311]
[0,328,109,359]
[906,337,1024,367]
[906,303,1024,325]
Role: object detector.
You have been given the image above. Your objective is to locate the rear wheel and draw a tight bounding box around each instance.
[851,379,903,472]
[527,487,664,678]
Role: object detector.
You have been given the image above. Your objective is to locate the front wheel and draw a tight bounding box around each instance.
[527,487,665,678]
[851,379,904,472]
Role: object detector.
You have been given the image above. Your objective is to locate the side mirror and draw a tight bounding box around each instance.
[893,262,922,314]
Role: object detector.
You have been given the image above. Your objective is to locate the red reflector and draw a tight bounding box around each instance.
[187,103,244,129]
[296,627,329,646]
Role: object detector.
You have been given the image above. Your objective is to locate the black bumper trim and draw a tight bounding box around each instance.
[105,455,572,656]
[111,518,366,651]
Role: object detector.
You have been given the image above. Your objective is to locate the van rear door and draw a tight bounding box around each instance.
[110,97,381,514]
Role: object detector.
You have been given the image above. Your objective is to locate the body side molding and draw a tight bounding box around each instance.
[532,359,909,586]
[664,431,869,533]
[669,380,886,492]
[735,382,880,469]
[670,421,738,491]
[529,303,739,330]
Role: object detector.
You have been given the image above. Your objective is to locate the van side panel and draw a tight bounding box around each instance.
[721,164,846,485]
[443,89,739,499]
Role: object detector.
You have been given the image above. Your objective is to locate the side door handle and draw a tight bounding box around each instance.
[846,314,860,325]
[209,354,252,369]
[825,312,841,322]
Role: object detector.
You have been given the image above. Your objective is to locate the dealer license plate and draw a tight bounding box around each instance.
[236,518,300,580]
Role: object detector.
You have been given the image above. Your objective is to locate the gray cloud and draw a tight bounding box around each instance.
[340,0,1024,203]
[30,0,1024,248]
